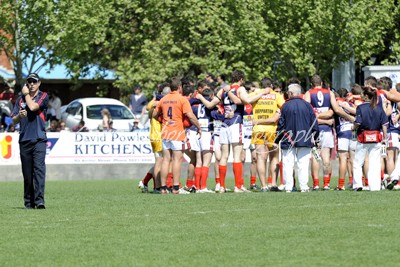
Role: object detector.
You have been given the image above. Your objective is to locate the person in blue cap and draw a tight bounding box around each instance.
[11,73,49,209]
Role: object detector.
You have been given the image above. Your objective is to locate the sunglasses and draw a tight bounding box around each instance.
[27,79,38,84]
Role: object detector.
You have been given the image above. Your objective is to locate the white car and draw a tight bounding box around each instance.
[60,97,136,131]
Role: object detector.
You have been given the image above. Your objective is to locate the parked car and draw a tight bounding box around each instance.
[60,98,135,131]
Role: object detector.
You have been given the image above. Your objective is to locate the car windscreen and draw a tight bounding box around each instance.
[86,105,135,119]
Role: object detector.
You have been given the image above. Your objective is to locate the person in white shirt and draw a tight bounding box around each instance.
[47,89,62,121]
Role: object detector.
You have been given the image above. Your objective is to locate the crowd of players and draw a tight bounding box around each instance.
[137,70,400,194]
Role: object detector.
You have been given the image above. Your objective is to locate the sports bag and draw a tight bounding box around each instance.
[357,130,382,143]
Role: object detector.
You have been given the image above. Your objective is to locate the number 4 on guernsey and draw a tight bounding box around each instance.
[167,107,172,119]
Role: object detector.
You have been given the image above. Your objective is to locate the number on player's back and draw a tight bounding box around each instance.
[317,91,324,107]
[167,106,172,119]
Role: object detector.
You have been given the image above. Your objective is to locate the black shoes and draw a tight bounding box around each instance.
[387,179,399,190]
[189,186,197,193]
[24,203,45,209]
[249,184,261,191]
[36,203,46,209]
[270,186,282,192]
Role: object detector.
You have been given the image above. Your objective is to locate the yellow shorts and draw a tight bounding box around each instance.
[251,131,276,147]
[151,140,162,153]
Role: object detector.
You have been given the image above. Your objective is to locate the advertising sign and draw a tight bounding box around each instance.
[0,131,154,165]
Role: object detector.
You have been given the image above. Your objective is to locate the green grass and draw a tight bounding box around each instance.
[1,179,400,267]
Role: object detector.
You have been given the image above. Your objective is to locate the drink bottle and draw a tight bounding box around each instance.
[312,147,322,161]
[352,130,357,141]
[381,143,387,158]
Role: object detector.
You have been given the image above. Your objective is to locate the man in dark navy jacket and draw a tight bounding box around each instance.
[11,73,49,209]
[275,83,319,192]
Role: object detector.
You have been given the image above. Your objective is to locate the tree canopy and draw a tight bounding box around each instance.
[105,0,400,94]
[0,0,112,91]
[1,0,399,95]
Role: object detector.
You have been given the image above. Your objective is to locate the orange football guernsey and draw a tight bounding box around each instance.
[155,91,192,141]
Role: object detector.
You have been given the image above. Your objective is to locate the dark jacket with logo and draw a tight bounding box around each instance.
[275,97,319,149]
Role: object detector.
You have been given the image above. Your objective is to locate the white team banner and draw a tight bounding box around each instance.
[0,131,154,165]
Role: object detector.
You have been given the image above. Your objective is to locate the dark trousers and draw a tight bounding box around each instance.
[19,140,47,207]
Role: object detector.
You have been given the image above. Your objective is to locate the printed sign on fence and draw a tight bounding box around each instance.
[0,132,155,165]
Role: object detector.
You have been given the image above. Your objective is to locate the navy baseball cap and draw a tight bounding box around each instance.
[27,73,40,82]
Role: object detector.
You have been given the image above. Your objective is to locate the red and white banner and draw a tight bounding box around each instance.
[0,131,154,165]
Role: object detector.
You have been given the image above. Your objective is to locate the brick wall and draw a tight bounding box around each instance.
[0,50,13,71]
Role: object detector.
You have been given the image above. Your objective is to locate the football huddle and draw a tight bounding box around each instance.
[138,71,400,194]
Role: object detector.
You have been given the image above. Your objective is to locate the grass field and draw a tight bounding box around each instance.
[1,179,400,267]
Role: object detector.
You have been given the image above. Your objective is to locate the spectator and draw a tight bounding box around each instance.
[109,120,117,132]
[101,108,112,131]
[47,89,62,121]
[73,120,89,132]
[7,124,15,132]
[131,119,140,132]
[1,116,12,132]
[58,120,69,131]
[0,86,16,105]
[129,85,147,119]
[47,119,59,132]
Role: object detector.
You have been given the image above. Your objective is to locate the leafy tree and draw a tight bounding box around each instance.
[349,0,397,65]
[0,0,55,91]
[0,0,113,92]
[106,0,399,94]
[2,0,399,97]
[264,0,354,83]
[263,0,399,87]
[378,1,400,65]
